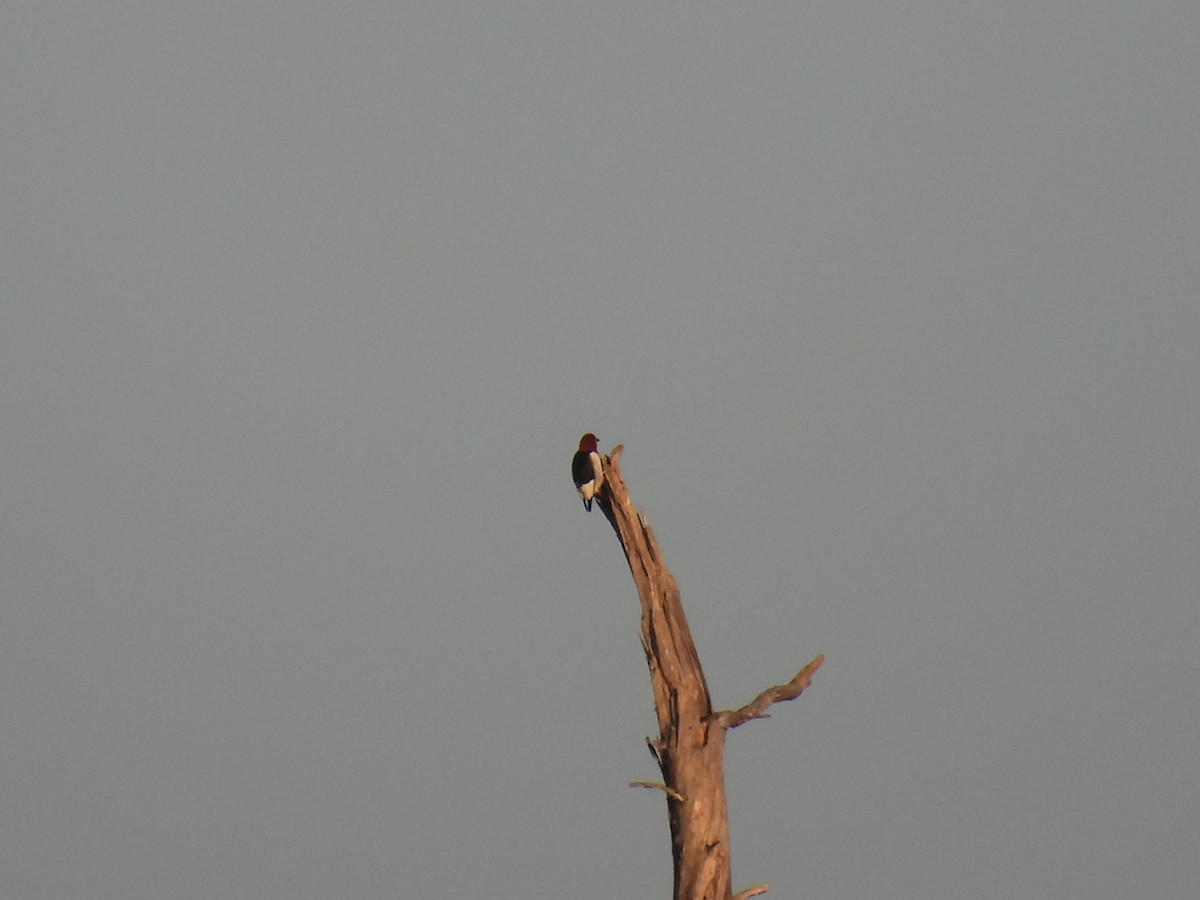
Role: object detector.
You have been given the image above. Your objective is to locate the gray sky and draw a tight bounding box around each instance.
[3,3,1197,898]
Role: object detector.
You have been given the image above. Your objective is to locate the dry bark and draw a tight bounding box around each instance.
[593,444,823,900]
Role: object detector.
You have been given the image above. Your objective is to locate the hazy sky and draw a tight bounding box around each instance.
[3,3,1197,899]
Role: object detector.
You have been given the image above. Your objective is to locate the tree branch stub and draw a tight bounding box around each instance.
[717,654,826,730]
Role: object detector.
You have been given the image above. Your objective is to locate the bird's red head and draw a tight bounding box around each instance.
[578,433,598,453]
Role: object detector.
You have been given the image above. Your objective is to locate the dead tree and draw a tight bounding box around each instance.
[593,443,823,900]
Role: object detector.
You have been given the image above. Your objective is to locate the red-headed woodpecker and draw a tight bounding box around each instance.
[571,432,604,511]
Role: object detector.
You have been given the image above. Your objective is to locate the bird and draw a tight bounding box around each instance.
[571,432,604,511]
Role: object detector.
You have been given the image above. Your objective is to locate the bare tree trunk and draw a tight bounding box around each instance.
[595,444,823,900]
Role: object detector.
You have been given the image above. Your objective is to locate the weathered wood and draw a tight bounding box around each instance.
[594,443,823,900]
